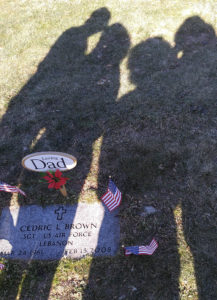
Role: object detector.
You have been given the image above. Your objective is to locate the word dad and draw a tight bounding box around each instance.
[22,152,77,172]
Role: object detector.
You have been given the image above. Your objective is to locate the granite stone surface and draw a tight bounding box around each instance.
[0,203,120,260]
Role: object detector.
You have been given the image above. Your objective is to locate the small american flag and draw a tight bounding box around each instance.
[0,263,5,270]
[101,179,122,211]
[124,239,158,256]
[0,181,26,197]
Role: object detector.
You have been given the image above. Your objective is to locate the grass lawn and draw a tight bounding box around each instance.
[0,0,217,299]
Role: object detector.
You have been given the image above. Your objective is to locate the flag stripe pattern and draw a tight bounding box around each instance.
[0,263,5,270]
[101,179,122,211]
[124,239,158,256]
[0,181,26,196]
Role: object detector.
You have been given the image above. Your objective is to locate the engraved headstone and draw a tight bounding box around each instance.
[0,203,120,260]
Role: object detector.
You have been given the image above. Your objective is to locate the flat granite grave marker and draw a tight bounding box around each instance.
[0,203,120,260]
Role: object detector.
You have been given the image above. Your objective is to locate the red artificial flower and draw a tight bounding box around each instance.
[43,169,69,190]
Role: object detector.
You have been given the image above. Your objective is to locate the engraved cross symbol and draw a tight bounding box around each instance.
[55,206,67,220]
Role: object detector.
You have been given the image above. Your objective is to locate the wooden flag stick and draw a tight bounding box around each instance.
[60,185,67,197]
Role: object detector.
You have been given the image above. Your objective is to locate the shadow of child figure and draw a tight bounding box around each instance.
[0,8,128,300]
[83,38,182,299]
[174,16,217,300]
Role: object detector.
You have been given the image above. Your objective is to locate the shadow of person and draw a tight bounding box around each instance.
[86,16,217,298]
[0,8,130,299]
[83,38,181,299]
[174,16,217,300]
[0,7,111,195]
[83,18,217,299]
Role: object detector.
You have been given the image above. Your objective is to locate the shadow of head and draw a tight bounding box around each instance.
[128,37,172,86]
[84,7,111,34]
[90,23,130,65]
[175,16,216,51]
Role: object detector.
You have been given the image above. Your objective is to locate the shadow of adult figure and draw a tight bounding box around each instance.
[21,19,130,300]
[0,7,111,191]
[83,38,181,299]
[84,18,217,299]
[0,8,113,207]
[0,8,130,299]
[174,16,217,300]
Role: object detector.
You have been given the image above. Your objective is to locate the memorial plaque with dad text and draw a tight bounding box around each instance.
[0,203,120,260]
